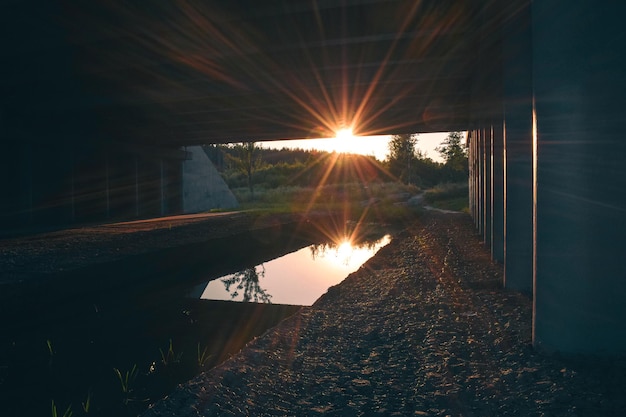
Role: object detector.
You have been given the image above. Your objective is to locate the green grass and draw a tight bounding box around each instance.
[423,182,469,212]
[159,339,182,367]
[429,196,468,211]
[81,391,92,414]
[225,181,471,221]
[231,182,422,221]
[113,364,139,405]
[197,343,212,368]
[51,400,73,417]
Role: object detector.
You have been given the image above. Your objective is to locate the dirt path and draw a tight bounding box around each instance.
[142,212,626,417]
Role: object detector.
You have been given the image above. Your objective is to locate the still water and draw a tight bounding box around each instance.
[193,235,391,305]
[1,222,392,416]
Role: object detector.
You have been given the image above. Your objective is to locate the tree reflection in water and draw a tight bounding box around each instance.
[200,233,391,305]
[221,265,272,303]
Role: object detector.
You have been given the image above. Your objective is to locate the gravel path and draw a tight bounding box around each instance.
[142,212,626,417]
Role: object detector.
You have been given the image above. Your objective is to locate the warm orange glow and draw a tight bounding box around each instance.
[86,1,466,143]
[335,240,353,263]
[199,234,391,305]
[335,128,354,140]
[119,1,465,246]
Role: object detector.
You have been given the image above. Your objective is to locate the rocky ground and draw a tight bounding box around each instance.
[2,210,624,416]
[141,211,626,417]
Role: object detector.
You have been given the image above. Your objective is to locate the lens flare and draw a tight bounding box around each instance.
[335,128,354,140]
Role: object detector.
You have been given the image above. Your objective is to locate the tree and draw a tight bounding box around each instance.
[225,141,263,197]
[436,132,468,180]
[386,134,418,184]
[436,132,466,167]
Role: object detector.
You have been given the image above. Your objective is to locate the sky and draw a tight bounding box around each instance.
[259,131,455,162]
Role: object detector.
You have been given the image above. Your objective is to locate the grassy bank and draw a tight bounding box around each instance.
[231,182,424,224]
[422,182,469,212]
[230,181,469,219]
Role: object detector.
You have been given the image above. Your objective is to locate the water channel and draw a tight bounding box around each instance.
[193,235,390,305]
[0,222,392,416]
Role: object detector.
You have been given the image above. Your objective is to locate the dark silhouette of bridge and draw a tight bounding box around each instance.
[2,0,625,354]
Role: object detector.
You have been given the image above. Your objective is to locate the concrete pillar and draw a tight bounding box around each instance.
[491,123,505,263]
[471,130,478,221]
[532,0,626,353]
[483,127,492,246]
[482,0,504,263]
[476,129,484,235]
[502,0,533,293]
[468,130,476,220]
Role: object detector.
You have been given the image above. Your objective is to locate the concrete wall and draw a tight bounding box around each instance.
[0,142,238,233]
[182,146,239,213]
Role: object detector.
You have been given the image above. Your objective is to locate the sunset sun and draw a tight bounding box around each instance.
[331,127,358,153]
[335,127,354,140]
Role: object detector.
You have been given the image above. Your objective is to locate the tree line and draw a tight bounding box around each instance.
[204,132,467,195]
[386,132,467,186]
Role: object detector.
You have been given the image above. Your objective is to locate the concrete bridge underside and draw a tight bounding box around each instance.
[2,0,625,354]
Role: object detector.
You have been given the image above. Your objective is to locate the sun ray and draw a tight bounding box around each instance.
[302,152,341,217]
[80,1,464,145]
[350,1,422,133]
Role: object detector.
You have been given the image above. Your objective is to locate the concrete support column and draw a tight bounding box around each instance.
[491,123,505,263]
[473,130,480,225]
[468,130,476,220]
[483,127,492,247]
[476,129,484,235]
[482,0,504,263]
[532,0,626,353]
[503,120,533,293]
[502,0,533,293]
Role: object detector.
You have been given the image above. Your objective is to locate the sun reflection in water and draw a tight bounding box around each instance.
[335,240,353,264]
[197,235,391,306]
